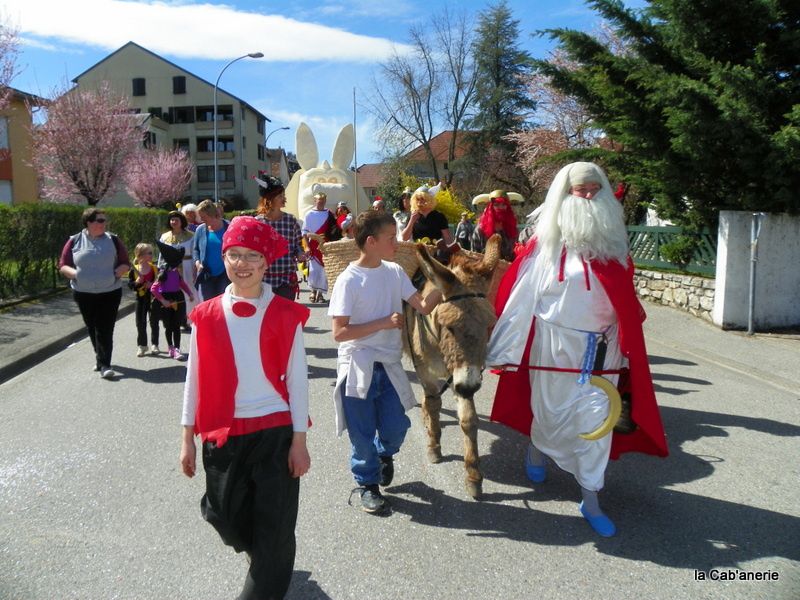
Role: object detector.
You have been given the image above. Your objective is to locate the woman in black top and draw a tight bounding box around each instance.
[400,186,454,244]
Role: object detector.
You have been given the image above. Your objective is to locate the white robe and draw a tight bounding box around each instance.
[302,210,331,293]
[488,247,623,491]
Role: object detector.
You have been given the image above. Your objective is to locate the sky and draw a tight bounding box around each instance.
[4,0,646,164]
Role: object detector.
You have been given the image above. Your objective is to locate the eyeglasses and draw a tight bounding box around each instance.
[224,251,264,263]
[90,217,108,223]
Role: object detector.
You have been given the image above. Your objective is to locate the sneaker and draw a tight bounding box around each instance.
[167,346,176,358]
[359,484,388,514]
[100,367,114,380]
[137,346,147,357]
[379,456,394,487]
[150,345,160,355]
[173,349,187,361]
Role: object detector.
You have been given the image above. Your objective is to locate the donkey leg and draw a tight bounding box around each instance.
[420,394,443,464]
[457,395,482,500]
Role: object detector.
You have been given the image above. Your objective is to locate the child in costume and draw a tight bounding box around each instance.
[151,240,194,360]
[328,211,441,514]
[128,243,160,356]
[180,216,311,600]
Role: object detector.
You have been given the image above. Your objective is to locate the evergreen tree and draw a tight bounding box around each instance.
[537,0,800,228]
[467,0,536,196]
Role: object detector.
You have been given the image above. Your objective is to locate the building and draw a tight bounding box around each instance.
[72,41,270,208]
[402,130,470,183]
[354,163,383,201]
[0,88,45,205]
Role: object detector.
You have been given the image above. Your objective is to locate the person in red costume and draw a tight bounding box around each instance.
[179,215,311,599]
[470,189,519,261]
[486,162,667,537]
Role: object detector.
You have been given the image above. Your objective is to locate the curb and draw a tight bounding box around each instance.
[0,298,137,385]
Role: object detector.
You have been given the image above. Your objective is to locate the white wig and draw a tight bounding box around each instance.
[534,162,628,269]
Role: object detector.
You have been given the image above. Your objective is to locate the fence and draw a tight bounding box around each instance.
[627,226,717,276]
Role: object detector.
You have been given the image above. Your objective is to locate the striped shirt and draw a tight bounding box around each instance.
[256,213,303,288]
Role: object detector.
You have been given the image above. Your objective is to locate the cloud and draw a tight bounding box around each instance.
[4,0,411,63]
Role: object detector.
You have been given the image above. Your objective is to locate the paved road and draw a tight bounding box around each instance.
[1,287,798,600]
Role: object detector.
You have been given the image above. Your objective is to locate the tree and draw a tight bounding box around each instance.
[125,146,193,208]
[536,0,800,229]
[366,8,477,184]
[0,18,20,111]
[30,82,144,205]
[465,0,536,197]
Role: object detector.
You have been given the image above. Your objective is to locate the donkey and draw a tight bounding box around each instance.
[402,235,502,499]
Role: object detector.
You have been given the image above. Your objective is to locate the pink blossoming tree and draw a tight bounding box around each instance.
[30,82,144,205]
[125,146,193,207]
[0,19,20,111]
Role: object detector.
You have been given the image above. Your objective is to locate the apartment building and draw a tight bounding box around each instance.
[0,88,45,205]
[72,41,271,208]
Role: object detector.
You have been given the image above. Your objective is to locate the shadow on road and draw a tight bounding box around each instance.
[287,570,333,600]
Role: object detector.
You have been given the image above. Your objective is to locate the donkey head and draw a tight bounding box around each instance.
[414,235,502,397]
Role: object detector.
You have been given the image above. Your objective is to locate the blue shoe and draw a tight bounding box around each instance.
[580,501,616,537]
[524,445,546,483]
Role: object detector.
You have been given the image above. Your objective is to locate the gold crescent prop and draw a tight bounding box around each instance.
[579,375,623,441]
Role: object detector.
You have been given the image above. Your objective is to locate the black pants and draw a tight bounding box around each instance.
[271,284,295,301]
[73,288,122,370]
[135,294,160,347]
[158,291,185,348]
[201,426,298,600]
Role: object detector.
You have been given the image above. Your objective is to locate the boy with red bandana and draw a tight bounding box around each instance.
[179,215,311,600]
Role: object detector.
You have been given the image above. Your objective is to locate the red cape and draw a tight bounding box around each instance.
[490,239,668,459]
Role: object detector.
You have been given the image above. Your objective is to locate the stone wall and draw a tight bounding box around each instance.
[634,269,716,322]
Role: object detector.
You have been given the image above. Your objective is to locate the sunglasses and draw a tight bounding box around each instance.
[90,217,108,223]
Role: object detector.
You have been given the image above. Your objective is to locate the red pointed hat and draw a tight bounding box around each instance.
[222,216,288,264]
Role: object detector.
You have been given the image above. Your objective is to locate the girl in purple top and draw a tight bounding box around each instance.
[152,241,195,360]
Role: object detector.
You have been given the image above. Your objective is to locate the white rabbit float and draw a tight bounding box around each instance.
[284,122,370,221]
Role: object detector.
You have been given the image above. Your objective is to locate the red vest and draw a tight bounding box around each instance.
[190,294,310,441]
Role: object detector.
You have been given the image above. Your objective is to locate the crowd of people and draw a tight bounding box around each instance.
[57,163,665,599]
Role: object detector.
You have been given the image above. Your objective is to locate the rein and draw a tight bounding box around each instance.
[441,292,486,304]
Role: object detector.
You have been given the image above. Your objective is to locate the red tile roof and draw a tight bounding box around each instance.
[355,163,384,188]
[403,130,471,162]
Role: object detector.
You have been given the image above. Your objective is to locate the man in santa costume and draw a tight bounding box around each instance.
[180,215,311,599]
[302,191,342,303]
[487,162,667,537]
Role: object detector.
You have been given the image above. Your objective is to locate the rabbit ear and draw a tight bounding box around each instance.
[295,122,319,169]
[331,123,355,170]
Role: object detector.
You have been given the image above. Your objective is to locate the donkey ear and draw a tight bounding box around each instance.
[295,122,319,170]
[331,124,355,170]
[415,244,457,292]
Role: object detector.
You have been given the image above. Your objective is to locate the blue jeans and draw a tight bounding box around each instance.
[341,363,411,486]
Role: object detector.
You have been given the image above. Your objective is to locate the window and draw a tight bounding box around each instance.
[143,131,156,149]
[218,165,235,182]
[257,144,265,161]
[174,138,190,153]
[241,106,246,120]
[0,117,8,149]
[147,107,162,118]
[242,165,247,180]
[216,105,233,121]
[132,77,146,96]
[257,119,264,134]
[173,76,186,94]
[196,136,234,152]
[242,136,246,149]
[195,106,214,123]
[168,106,194,124]
[197,166,214,183]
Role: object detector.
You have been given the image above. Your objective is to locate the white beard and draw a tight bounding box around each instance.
[535,190,629,269]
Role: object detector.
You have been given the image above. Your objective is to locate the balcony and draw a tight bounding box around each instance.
[195,119,233,131]
[196,151,234,160]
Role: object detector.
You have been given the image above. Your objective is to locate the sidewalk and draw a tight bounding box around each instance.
[0,288,136,384]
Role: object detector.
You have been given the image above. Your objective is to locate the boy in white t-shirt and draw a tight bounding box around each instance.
[329,211,442,514]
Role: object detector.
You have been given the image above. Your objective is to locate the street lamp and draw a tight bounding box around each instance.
[213,51,264,203]
[265,126,290,148]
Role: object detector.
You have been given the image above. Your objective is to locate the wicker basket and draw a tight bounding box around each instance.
[321,239,421,287]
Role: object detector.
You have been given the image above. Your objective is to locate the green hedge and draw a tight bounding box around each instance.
[0,204,172,301]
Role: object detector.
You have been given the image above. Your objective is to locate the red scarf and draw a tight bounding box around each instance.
[491,238,668,459]
[191,294,310,443]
